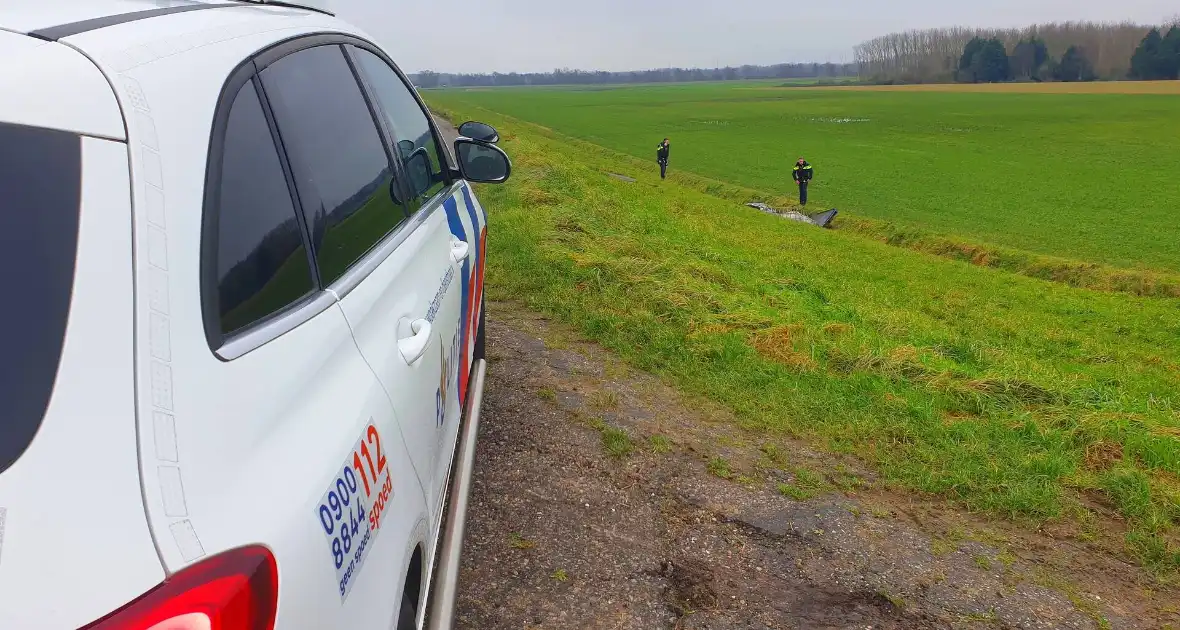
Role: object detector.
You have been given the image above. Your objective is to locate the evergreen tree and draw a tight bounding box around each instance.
[1056,46,1096,82]
[1130,28,1164,79]
[1011,37,1049,79]
[960,38,1010,82]
[958,37,986,81]
[1162,25,1180,79]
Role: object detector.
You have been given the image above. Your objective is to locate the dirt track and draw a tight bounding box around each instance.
[450,304,1149,630]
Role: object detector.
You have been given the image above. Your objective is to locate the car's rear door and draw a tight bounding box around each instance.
[119,43,424,628]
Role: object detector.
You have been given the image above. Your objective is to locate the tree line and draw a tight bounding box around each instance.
[856,19,1180,83]
[955,36,1101,82]
[1130,26,1180,79]
[410,63,857,88]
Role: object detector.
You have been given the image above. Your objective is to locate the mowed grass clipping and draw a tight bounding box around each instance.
[427,82,1180,274]
[430,104,1180,572]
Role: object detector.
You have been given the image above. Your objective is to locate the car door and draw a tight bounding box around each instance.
[126,49,425,629]
[346,43,485,527]
[255,38,458,547]
[303,42,469,533]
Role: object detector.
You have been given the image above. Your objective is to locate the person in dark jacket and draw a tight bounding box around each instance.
[792,157,814,205]
[656,138,670,179]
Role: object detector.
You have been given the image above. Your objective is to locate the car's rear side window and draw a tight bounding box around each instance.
[0,122,81,474]
[212,80,315,337]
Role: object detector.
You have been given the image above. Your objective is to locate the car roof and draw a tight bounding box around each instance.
[0,0,332,39]
[0,0,216,35]
[0,30,125,138]
[0,0,350,138]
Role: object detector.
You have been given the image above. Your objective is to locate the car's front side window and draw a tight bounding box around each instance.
[260,44,406,286]
[350,46,449,213]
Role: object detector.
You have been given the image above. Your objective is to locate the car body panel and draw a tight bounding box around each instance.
[0,137,165,630]
[0,0,214,34]
[331,191,462,543]
[0,31,124,138]
[0,2,491,626]
[95,19,432,629]
[435,183,488,511]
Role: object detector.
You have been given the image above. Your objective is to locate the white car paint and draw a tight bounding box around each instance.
[0,31,125,138]
[0,1,501,628]
[0,136,165,630]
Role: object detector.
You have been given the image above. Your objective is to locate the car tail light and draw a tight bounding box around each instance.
[81,545,278,630]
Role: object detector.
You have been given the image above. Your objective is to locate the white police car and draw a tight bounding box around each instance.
[0,1,509,628]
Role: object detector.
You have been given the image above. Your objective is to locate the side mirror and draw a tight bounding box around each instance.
[458,121,499,144]
[454,139,511,184]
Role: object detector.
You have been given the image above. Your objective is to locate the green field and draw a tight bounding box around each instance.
[429,82,1180,275]
[427,85,1180,575]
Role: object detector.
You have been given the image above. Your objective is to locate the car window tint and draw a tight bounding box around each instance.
[214,80,315,336]
[261,44,404,285]
[0,122,81,474]
[351,46,447,212]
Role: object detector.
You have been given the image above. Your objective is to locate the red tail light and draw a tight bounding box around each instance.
[81,545,278,630]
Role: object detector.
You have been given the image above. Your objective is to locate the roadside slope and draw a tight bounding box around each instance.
[458,304,1138,628]
[427,110,1179,626]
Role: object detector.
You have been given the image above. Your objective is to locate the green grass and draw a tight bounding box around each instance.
[649,434,674,454]
[428,82,1180,274]
[508,533,535,550]
[599,424,634,458]
[428,99,1180,573]
[779,468,827,500]
[707,456,733,479]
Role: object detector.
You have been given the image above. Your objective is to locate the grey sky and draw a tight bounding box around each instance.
[332,0,1177,73]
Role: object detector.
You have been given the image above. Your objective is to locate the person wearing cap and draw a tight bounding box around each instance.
[792,157,814,205]
[656,138,670,179]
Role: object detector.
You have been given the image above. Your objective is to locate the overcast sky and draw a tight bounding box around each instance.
[331,0,1178,73]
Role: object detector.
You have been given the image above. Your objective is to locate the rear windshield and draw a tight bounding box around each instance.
[0,122,81,475]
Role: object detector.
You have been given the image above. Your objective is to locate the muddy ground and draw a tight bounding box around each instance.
[452,303,1179,630]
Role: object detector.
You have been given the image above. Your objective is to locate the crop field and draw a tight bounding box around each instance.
[428,81,1180,277]
[424,84,1180,575]
[767,80,1180,93]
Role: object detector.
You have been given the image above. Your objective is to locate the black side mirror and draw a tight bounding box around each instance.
[454,139,511,184]
[458,121,499,144]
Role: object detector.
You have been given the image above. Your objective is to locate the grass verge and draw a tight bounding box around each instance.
[433,104,1180,575]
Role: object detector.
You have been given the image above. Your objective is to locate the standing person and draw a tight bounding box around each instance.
[656,138,670,179]
[792,157,814,205]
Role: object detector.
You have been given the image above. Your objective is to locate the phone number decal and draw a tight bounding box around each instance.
[317,421,395,601]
